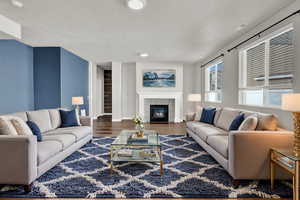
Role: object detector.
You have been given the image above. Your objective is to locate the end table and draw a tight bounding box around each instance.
[270,148,299,200]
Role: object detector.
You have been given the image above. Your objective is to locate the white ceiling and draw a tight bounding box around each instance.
[0,0,295,63]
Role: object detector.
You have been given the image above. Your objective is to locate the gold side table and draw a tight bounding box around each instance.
[270,148,300,200]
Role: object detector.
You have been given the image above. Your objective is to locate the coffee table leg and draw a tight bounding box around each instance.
[110,149,113,175]
[159,146,163,176]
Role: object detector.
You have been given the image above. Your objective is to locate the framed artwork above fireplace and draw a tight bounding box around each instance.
[143,69,176,88]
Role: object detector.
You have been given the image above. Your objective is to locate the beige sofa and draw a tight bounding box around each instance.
[186,107,293,186]
[0,109,93,192]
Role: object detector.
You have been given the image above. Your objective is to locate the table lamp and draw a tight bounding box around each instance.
[72,96,84,111]
[282,93,300,156]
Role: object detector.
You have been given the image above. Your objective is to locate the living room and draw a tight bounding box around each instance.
[0,0,300,199]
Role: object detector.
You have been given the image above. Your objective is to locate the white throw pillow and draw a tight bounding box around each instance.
[194,108,203,121]
[7,116,33,136]
[238,115,258,131]
[0,117,18,136]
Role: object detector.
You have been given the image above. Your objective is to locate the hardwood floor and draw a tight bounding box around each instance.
[93,116,187,137]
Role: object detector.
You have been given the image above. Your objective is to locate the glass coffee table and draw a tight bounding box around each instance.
[110,130,163,175]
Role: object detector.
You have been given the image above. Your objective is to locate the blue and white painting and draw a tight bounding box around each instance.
[143,70,176,87]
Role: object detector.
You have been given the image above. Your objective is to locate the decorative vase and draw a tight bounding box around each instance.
[136,124,144,137]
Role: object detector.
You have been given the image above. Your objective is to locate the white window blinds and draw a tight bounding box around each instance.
[269,30,294,88]
[239,25,294,107]
[246,43,265,87]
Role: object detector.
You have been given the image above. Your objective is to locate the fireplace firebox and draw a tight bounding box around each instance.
[150,105,169,123]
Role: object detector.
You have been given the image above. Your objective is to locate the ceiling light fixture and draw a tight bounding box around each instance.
[139,53,149,58]
[11,0,23,8]
[127,0,147,10]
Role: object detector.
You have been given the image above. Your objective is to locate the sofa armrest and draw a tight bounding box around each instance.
[228,130,294,180]
[80,116,92,127]
[185,113,196,122]
[0,135,37,185]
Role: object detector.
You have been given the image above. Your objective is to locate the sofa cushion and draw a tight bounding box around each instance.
[207,135,228,158]
[27,110,52,133]
[193,125,227,142]
[194,108,203,121]
[9,117,33,136]
[186,121,211,132]
[37,140,62,165]
[43,134,76,150]
[229,114,245,131]
[27,121,43,141]
[238,115,258,131]
[216,108,240,131]
[6,112,28,121]
[0,117,18,135]
[213,108,222,126]
[49,109,61,129]
[200,107,216,124]
[256,113,279,131]
[59,109,79,128]
[45,126,91,141]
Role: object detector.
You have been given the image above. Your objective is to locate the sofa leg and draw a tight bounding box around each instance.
[24,184,31,193]
[89,139,93,143]
[232,180,240,189]
[186,132,189,137]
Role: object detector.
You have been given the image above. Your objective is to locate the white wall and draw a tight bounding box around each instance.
[112,62,122,121]
[198,0,300,129]
[122,63,136,119]
[96,66,104,116]
[89,62,97,119]
[183,63,197,115]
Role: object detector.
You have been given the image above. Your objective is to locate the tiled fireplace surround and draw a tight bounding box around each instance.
[137,92,183,123]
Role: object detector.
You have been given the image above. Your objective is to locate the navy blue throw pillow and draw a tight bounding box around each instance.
[200,108,216,125]
[229,114,245,131]
[26,121,42,142]
[59,109,79,128]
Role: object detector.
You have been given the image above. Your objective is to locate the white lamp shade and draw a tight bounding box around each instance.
[72,96,84,105]
[282,93,300,112]
[188,94,201,102]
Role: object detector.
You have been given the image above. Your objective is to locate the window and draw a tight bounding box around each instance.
[205,61,223,102]
[239,25,294,107]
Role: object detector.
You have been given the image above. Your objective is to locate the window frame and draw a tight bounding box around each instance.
[238,24,294,108]
[204,59,223,103]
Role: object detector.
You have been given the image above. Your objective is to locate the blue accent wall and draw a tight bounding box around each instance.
[34,47,61,109]
[60,48,89,113]
[0,41,89,114]
[0,40,34,114]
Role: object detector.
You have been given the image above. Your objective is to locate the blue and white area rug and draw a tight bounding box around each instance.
[0,135,292,198]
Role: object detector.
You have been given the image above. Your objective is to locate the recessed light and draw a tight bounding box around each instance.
[127,0,146,10]
[11,0,23,8]
[139,53,149,58]
[237,24,247,31]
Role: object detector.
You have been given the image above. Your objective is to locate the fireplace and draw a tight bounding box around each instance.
[150,105,169,123]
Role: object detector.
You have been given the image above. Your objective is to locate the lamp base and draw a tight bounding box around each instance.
[292,112,300,157]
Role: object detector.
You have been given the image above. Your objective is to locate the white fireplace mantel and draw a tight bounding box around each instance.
[138,92,183,123]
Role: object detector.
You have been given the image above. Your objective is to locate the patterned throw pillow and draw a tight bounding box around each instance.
[0,117,18,135]
[238,115,258,131]
[9,117,33,136]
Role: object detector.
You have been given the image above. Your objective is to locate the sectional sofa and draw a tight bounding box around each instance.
[186,107,294,186]
[0,109,93,192]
